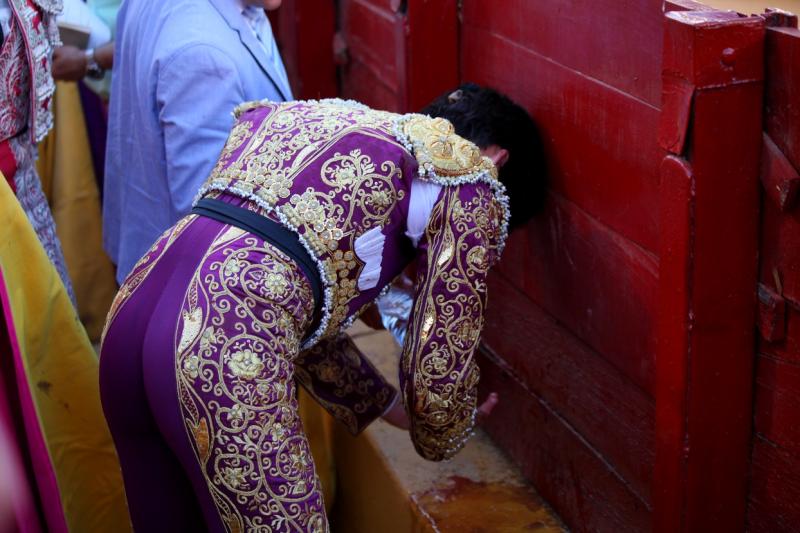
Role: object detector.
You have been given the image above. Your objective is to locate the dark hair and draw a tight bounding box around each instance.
[421,83,547,229]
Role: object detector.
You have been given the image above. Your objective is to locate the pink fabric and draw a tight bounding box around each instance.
[0,369,42,533]
[0,269,68,533]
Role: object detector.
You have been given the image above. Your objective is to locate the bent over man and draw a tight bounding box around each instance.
[100,85,544,532]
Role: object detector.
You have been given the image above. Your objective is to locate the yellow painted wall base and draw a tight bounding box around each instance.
[700,0,800,14]
[329,324,566,533]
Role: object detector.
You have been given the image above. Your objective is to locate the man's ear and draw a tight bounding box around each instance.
[486,146,510,168]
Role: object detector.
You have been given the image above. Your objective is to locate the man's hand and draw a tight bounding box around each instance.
[476,392,499,425]
[52,46,87,81]
[381,400,410,430]
[381,392,500,430]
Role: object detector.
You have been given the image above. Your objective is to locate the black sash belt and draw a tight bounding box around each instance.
[191,198,322,341]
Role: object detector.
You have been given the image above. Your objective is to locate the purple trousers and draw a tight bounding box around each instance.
[100,206,328,532]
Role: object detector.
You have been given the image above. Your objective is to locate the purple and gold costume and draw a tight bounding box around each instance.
[100,99,510,532]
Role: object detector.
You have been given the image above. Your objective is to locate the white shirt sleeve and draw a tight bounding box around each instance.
[353,178,442,291]
[405,178,443,248]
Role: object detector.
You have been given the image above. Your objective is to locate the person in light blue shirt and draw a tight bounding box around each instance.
[103,0,291,282]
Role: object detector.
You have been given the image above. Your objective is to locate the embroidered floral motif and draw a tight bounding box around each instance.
[175,229,330,532]
[0,19,30,140]
[183,355,200,379]
[227,349,264,380]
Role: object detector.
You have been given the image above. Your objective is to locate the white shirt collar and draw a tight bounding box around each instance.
[236,0,261,15]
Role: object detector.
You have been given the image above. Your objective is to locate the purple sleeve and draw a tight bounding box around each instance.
[400,183,504,461]
[295,334,397,435]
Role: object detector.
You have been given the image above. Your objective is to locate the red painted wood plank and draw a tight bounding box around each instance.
[460,0,664,106]
[404,0,459,111]
[759,189,800,310]
[272,0,337,100]
[483,273,655,504]
[678,85,762,533]
[754,354,800,456]
[653,155,693,533]
[665,0,715,12]
[341,0,401,91]
[759,305,800,365]
[749,23,800,533]
[654,12,764,533]
[460,26,663,252]
[761,133,800,213]
[497,194,658,394]
[765,26,800,173]
[341,60,403,113]
[478,349,651,533]
[747,435,800,533]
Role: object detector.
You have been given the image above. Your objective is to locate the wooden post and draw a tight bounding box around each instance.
[655,11,764,532]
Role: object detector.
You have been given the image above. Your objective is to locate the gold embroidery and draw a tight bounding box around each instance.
[201,101,408,343]
[175,231,328,532]
[200,100,507,357]
[420,308,436,343]
[402,184,504,461]
[401,115,498,179]
[226,348,265,380]
[178,308,203,354]
[194,418,210,464]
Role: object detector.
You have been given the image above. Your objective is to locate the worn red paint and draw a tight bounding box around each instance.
[336,0,458,113]
[748,13,800,532]
[269,1,337,100]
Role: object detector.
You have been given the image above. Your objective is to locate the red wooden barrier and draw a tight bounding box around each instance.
[269,2,795,531]
[270,1,337,100]
[655,10,764,532]
[335,0,459,112]
[748,11,800,532]
[462,3,663,530]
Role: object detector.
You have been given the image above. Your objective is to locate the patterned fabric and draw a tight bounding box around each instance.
[174,224,328,532]
[401,185,504,460]
[103,195,397,532]
[0,2,73,300]
[197,99,509,460]
[10,136,73,302]
[4,0,61,144]
[0,14,29,141]
[199,99,507,349]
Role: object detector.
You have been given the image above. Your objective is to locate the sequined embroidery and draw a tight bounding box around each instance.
[400,184,505,461]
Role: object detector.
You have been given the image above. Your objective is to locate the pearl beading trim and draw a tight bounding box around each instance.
[391,114,512,256]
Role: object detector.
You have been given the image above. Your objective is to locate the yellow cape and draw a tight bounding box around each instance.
[0,173,131,532]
